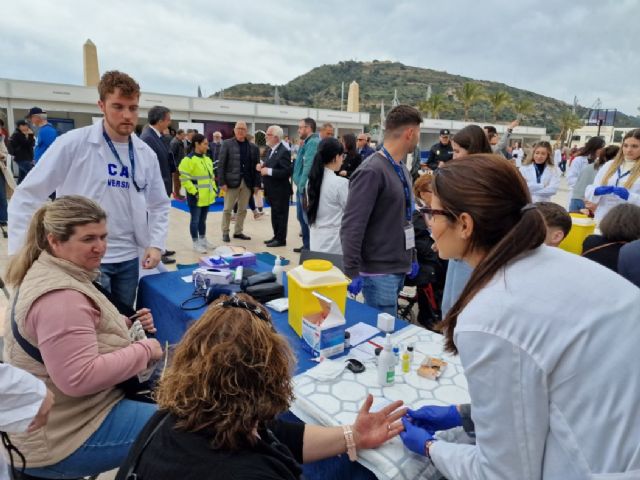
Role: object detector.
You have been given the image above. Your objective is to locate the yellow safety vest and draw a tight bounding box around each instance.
[179,154,217,206]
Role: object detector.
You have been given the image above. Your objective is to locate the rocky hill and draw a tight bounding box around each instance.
[213,60,640,135]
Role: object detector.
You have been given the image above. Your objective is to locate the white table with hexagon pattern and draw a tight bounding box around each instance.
[291,324,472,480]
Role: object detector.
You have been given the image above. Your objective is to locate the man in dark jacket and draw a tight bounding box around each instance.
[209,131,223,183]
[341,105,421,315]
[9,120,35,184]
[140,106,173,197]
[140,106,176,263]
[356,133,376,161]
[259,125,292,247]
[218,121,260,242]
[426,129,453,170]
[169,129,186,200]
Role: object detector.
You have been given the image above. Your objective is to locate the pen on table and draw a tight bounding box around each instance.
[368,339,383,349]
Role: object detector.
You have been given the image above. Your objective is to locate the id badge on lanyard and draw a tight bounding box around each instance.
[404,225,415,250]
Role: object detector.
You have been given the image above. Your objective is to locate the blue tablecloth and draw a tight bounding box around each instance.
[137,261,407,376]
[137,261,409,479]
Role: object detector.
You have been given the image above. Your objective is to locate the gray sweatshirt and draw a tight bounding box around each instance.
[340,151,414,279]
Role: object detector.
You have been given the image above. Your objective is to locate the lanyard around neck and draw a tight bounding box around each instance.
[616,166,631,187]
[102,129,145,192]
[382,147,413,221]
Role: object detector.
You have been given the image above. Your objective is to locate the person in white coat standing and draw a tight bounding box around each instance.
[7,71,170,308]
[306,137,349,255]
[585,128,640,223]
[566,136,606,211]
[399,154,640,479]
[519,140,560,203]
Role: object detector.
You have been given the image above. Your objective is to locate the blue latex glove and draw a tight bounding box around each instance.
[348,276,364,296]
[612,186,630,201]
[594,186,614,196]
[407,261,419,279]
[407,405,462,431]
[400,417,436,456]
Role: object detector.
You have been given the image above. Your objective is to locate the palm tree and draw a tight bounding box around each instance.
[557,110,583,146]
[418,94,450,119]
[488,91,512,121]
[456,82,486,121]
[513,99,535,120]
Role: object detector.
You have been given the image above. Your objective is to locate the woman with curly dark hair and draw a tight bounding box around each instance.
[117,294,406,480]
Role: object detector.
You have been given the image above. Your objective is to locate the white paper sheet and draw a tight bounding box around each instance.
[181,275,192,283]
[346,322,380,346]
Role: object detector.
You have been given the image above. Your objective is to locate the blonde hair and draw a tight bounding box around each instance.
[523,141,554,167]
[6,196,107,286]
[601,129,640,189]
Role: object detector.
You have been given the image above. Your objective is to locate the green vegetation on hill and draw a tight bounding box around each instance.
[213,61,640,136]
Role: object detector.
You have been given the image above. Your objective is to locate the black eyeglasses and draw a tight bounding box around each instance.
[418,206,455,222]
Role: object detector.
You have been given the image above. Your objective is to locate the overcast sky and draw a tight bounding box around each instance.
[1,0,638,115]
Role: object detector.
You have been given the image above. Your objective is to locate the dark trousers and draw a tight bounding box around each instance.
[16,160,33,184]
[187,195,209,240]
[267,191,289,243]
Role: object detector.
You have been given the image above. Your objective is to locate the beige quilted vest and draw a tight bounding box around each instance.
[3,252,130,467]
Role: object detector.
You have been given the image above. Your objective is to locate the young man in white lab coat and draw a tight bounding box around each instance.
[8,70,170,308]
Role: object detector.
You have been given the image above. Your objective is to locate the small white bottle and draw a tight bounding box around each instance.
[377,334,396,386]
[234,265,243,284]
[272,256,284,286]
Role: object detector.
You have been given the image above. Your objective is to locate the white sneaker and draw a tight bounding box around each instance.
[202,238,215,249]
[193,239,207,254]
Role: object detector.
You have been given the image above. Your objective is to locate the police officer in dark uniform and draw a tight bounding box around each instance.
[426,129,454,171]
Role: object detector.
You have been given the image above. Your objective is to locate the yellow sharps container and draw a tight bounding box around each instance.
[558,213,596,255]
[287,260,349,336]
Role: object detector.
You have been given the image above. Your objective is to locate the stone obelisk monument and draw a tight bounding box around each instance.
[83,39,100,87]
[346,81,360,112]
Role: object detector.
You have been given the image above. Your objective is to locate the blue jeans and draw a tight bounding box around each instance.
[24,399,156,479]
[0,169,7,224]
[187,195,209,240]
[296,191,309,249]
[99,257,140,309]
[362,274,405,316]
[568,198,585,212]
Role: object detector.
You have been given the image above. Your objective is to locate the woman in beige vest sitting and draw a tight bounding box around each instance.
[3,195,162,478]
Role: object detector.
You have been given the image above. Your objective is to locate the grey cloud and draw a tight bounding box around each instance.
[0,0,637,115]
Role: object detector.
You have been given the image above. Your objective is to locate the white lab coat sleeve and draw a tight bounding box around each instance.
[584,161,609,204]
[143,155,170,251]
[0,364,46,432]
[430,331,549,480]
[337,178,349,210]
[566,157,585,189]
[536,167,560,197]
[7,138,73,254]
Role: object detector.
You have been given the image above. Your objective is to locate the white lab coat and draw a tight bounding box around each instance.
[0,364,46,480]
[566,155,588,199]
[585,159,640,223]
[7,121,170,255]
[431,246,640,480]
[511,148,524,168]
[309,168,349,255]
[519,163,560,202]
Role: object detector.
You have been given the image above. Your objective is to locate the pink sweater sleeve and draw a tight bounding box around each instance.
[24,289,153,397]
